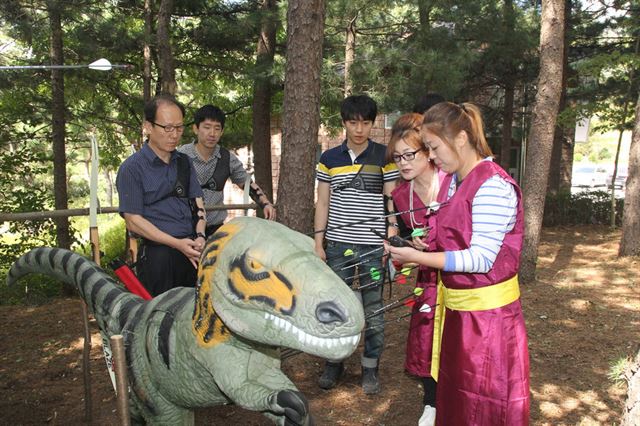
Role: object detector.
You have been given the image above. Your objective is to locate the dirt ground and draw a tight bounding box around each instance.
[0,225,638,425]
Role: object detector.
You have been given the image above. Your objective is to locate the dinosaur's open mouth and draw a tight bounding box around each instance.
[264,312,360,348]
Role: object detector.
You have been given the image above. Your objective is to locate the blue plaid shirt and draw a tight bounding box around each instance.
[116,143,203,237]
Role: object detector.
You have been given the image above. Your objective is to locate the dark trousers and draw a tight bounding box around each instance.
[423,376,437,406]
[325,241,384,366]
[137,243,197,297]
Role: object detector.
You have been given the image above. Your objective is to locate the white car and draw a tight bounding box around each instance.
[571,164,609,189]
[607,164,628,190]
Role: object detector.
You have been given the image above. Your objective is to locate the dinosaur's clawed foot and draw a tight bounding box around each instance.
[277,390,313,426]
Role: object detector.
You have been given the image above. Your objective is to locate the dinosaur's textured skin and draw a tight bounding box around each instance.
[7,217,365,425]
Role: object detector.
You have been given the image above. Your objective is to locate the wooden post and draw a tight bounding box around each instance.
[110,335,131,426]
[81,301,93,423]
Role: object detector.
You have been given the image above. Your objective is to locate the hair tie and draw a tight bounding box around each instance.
[459,103,468,113]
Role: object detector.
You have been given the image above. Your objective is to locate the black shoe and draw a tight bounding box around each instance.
[361,367,380,395]
[318,361,344,390]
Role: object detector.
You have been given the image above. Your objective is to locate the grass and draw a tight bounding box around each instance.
[608,354,632,385]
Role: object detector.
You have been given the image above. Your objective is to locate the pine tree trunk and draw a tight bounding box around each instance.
[417,0,433,92]
[520,0,565,282]
[547,0,571,194]
[143,0,153,102]
[104,169,114,207]
[559,99,575,192]
[619,92,640,256]
[251,0,278,205]
[417,0,433,29]
[499,0,516,174]
[344,14,356,97]
[277,0,326,232]
[48,1,71,251]
[547,90,566,193]
[157,0,176,95]
[500,81,515,173]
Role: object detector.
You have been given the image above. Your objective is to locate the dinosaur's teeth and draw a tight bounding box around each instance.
[264,313,360,349]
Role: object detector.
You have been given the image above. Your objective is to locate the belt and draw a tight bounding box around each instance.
[430,273,520,381]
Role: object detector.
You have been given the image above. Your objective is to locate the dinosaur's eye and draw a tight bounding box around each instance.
[248,258,264,271]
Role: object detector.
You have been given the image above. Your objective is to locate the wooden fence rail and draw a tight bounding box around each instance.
[0,203,258,222]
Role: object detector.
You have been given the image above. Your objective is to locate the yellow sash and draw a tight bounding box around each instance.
[430,274,520,381]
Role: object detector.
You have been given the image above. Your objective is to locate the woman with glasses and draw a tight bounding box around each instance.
[386,112,441,426]
[385,102,529,426]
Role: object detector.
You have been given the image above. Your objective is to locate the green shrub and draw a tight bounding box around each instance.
[77,218,127,268]
[1,218,127,306]
[544,190,624,226]
[100,220,127,266]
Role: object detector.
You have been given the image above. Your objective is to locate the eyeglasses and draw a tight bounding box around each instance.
[151,121,185,133]
[392,148,425,163]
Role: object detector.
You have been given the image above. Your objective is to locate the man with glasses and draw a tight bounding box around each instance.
[116,94,206,296]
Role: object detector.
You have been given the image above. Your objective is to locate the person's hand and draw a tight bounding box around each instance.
[383,241,420,265]
[194,236,206,251]
[314,245,326,261]
[174,238,202,268]
[412,236,428,251]
[263,203,277,221]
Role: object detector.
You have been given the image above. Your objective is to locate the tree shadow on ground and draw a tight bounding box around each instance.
[525,225,639,425]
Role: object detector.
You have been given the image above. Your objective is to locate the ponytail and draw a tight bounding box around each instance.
[422,102,493,158]
[460,103,492,158]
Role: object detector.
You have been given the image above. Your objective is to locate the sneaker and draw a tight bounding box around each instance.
[418,405,436,426]
[318,361,344,390]
[361,367,380,395]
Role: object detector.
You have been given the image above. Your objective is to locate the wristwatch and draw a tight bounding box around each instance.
[195,232,206,240]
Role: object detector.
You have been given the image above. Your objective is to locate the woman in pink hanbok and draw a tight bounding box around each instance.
[385,102,530,426]
[386,114,440,426]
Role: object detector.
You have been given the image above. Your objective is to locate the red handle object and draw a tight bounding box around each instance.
[109,258,152,300]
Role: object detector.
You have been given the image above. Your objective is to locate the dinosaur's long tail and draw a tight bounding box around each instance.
[7,247,144,334]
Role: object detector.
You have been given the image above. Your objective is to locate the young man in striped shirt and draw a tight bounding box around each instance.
[314,95,399,394]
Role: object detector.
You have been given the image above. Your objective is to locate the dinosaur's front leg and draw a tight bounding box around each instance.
[268,389,313,426]
[211,344,312,425]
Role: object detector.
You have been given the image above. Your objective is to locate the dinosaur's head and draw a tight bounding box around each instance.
[192,217,364,360]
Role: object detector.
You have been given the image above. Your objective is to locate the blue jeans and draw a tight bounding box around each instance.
[325,240,384,367]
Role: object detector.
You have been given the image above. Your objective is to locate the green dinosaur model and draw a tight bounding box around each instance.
[7,217,365,425]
